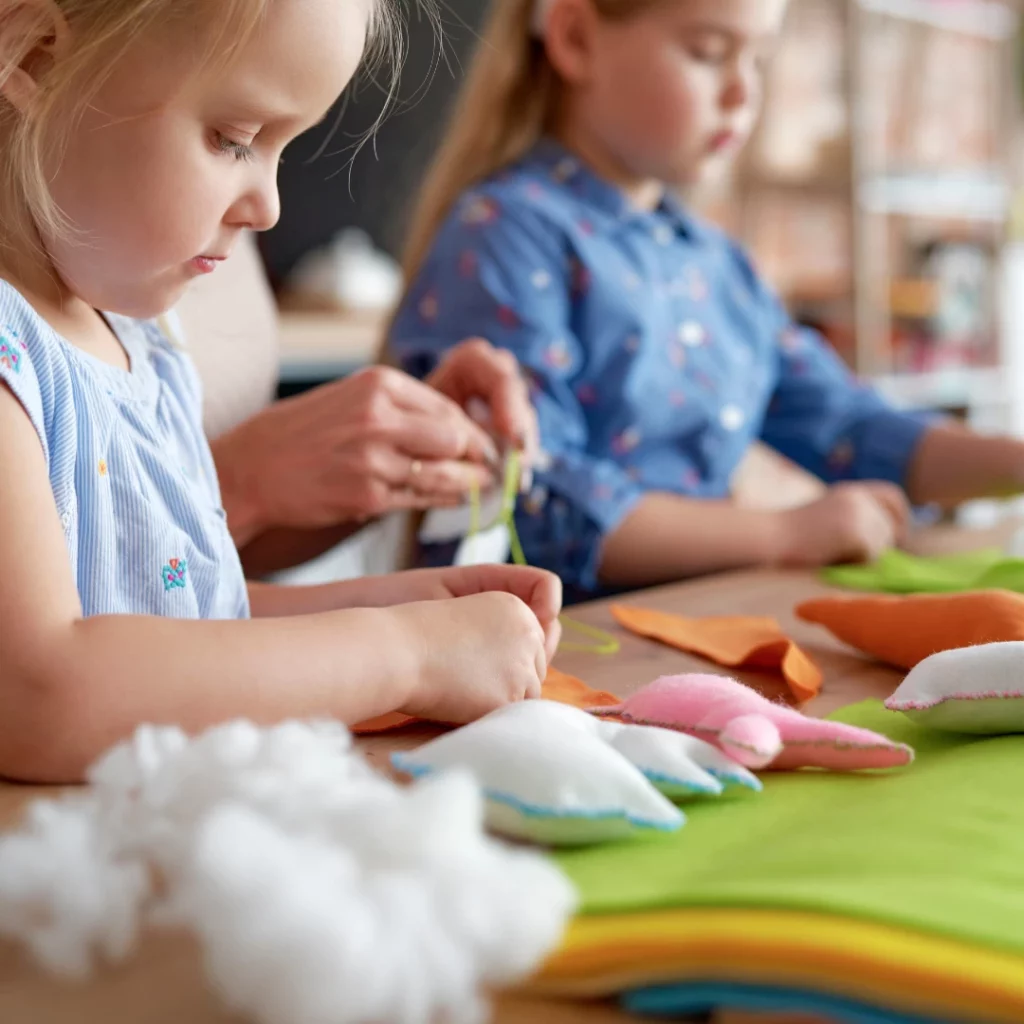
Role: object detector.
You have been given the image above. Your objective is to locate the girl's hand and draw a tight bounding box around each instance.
[395,592,549,725]
[356,565,563,662]
[774,481,911,568]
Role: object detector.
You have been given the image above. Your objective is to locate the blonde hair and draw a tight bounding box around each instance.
[0,0,400,262]
[400,0,659,287]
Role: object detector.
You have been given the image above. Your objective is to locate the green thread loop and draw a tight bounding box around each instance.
[467,449,620,657]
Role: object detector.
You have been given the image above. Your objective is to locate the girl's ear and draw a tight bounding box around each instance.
[0,0,69,112]
[543,0,600,87]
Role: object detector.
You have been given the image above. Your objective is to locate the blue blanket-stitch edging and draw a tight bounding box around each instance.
[390,754,686,830]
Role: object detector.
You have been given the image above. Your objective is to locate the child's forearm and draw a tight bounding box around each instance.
[1,608,418,784]
[906,423,1024,507]
[247,571,453,618]
[599,493,787,588]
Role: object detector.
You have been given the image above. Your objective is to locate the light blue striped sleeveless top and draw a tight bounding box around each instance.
[0,279,249,619]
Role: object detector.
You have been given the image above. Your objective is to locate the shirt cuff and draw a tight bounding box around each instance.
[855,410,936,486]
[575,483,644,594]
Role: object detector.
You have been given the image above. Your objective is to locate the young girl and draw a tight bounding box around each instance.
[0,0,563,784]
[389,0,1024,600]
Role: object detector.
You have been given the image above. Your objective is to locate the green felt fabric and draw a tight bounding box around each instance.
[822,549,1024,594]
[554,702,1024,957]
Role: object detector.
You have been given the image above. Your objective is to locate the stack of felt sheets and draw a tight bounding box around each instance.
[531,702,1024,1024]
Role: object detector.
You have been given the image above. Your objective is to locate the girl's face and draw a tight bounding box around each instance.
[552,0,787,188]
[42,0,370,318]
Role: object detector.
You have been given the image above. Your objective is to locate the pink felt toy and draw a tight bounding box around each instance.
[598,674,914,771]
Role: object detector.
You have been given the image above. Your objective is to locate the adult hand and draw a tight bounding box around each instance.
[426,338,540,473]
[213,364,502,547]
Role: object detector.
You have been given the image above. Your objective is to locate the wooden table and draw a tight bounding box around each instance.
[0,519,1019,1024]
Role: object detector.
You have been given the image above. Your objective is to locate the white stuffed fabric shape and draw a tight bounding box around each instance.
[392,700,760,846]
[885,641,1024,734]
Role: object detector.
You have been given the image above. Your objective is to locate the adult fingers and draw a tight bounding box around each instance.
[383,412,501,473]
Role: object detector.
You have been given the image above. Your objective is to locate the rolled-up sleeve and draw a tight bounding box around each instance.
[761,323,933,485]
[389,194,642,590]
[729,238,933,489]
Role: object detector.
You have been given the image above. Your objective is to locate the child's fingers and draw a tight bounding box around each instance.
[543,616,562,665]
[865,482,911,540]
[450,565,563,628]
[529,642,547,700]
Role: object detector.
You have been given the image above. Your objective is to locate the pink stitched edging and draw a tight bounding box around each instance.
[886,691,1024,712]
[617,715,909,753]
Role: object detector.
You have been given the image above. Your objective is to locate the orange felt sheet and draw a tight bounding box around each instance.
[352,666,621,734]
[611,605,823,702]
[796,589,1024,671]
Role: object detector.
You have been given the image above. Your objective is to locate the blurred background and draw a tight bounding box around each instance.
[257,0,1024,526]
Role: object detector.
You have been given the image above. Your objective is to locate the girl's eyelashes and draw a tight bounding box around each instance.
[683,30,734,65]
[213,131,256,162]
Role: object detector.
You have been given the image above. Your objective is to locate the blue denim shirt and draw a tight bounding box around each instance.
[391,140,930,596]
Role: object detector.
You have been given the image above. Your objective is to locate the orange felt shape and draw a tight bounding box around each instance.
[796,590,1024,671]
[352,667,621,735]
[610,606,823,702]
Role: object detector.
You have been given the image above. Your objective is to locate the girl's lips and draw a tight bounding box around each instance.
[708,130,738,153]
[190,256,226,275]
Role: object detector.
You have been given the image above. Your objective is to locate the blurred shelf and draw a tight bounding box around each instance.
[858,169,1011,221]
[872,365,1010,409]
[858,0,1019,39]
[277,308,385,383]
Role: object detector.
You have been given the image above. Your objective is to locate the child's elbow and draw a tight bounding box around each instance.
[0,666,92,784]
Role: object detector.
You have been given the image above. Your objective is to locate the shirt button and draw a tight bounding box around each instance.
[60,511,72,529]
[679,321,706,347]
[720,405,745,432]
[654,224,673,246]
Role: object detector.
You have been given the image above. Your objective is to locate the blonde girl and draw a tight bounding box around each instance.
[0,0,562,783]
[389,0,1024,599]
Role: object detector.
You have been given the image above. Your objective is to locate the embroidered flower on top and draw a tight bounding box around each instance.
[98,459,108,477]
[162,557,188,591]
[0,331,24,374]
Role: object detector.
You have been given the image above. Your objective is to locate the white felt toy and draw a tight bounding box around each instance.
[392,700,760,846]
[0,720,576,1024]
[885,641,1024,734]
[419,456,511,567]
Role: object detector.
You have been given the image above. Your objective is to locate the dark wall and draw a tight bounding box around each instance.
[259,0,490,286]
